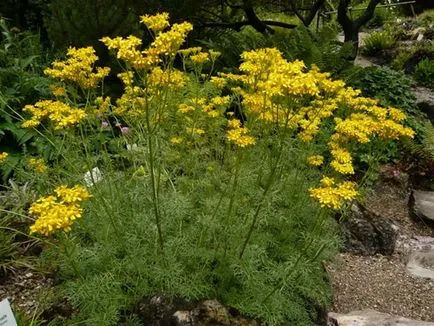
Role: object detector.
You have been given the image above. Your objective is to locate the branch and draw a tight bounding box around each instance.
[337,0,352,28]
[355,0,382,28]
[291,0,325,27]
[196,19,297,31]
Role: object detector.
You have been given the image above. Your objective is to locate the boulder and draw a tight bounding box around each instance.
[328,310,434,326]
[412,86,434,123]
[407,250,434,280]
[340,204,398,256]
[174,300,258,326]
[409,190,434,223]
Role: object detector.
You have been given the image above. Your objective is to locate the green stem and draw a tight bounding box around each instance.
[144,84,164,254]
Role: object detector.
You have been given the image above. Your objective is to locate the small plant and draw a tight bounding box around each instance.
[344,66,419,115]
[414,58,434,89]
[7,13,414,325]
[363,31,395,56]
[418,9,434,28]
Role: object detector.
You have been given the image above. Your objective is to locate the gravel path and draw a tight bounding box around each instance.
[329,176,434,322]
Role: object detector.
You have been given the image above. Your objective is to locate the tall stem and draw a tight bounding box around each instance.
[144,86,164,253]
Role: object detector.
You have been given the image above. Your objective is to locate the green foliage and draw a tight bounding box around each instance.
[44,0,140,49]
[364,7,395,29]
[344,66,419,114]
[403,120,434,161]
[0,17,51,179]
[203,23,353,76]
[418,9,434,27]
[414,58,434,89]
[362,31,395,56]
[41,154,338,325]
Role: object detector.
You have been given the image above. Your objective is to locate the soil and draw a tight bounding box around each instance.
[0,267,53,316]
[329,173,434,322]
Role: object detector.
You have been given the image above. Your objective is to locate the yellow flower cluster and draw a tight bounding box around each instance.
[226,119,256,148]
[50,85,66,97]
[140,12,170,32]
[22,100,87,130]
[148,67,188,91]
[44,47,110,89]
[330,147,354,175]
[27,157,47,173]
[309,177,358,209]
[190,52,210,65]
[307,155,324,167]
[0,152,8,163]
[101,18,192,69]
[29,185,91,236]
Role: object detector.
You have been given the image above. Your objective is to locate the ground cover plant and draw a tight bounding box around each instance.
[0,13,416,325]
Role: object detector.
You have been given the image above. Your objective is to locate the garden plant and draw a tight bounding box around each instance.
[0,12,416,325]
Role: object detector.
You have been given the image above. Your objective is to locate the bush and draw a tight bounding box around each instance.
[414,58,434,88]
[363,31,395,56]
[344,66,419,115]
[418,9,434,27]
[7,14,414,325]
[203,22,353,76]
[0,18,52,180]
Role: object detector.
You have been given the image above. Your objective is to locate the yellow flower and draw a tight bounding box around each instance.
[307,155,324,167]
[29,185,91,236]
[209,50,221,60]
[178,104,195,114]
[0,152,8,163]
[178,47,202,57]
[170,136,183,144]
[50,85,66,97]
[45,47,110,89]
[54,185,91,203]
[309,179,357,209]
[187,127,205,135]
[27,158,47,173]
[226,119,256,148]
[330,147,354,175]
[22,100,87,130]
[140,12,170,32]
[190,52,209,64]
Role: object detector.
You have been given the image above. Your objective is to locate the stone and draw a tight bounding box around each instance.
[407,250,434,280]
[174,300,258,326]
[409,190,434,223]
[412,86,434,123]
[328,310,434,326]
[340,204,398,256]
[397,235,434,252]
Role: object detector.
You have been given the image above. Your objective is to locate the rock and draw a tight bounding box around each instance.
[412,86,434,122]
[137,296,258,325]
[174,300,258,326]
[397,235,434,252]
[340,204,398,256]
[407,250,434,280]
[328,310,434,326]
[409,190,434,223]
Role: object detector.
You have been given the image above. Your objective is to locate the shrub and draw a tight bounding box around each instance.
[8,13,414,325]
[363,31,395,56]
[418,9,434,27]
[414,58,434,88]
[344,65,419,115]
[0,17,52,180]
[203,22,353,76]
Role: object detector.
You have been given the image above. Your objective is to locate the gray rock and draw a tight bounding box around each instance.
[407,250,434,280]
[409,190,434,223]
[173,300,258,326]
[397,235,434,252]
[328,310,434,326]
[341,204,398,256]
[412,86,434,123]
